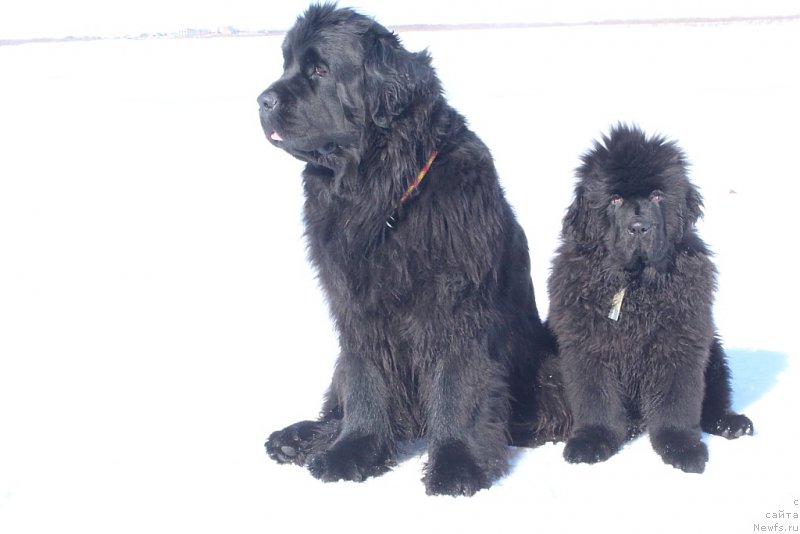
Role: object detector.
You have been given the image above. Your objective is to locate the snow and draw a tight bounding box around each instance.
[1,4,799,534]
[2,0,800,40]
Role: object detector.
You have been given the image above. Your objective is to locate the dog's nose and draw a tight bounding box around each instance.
[258,90,279,112]
[627,220,652,235]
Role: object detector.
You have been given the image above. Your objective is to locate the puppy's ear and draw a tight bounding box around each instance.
[563,184,596,245]
[683,181,704,228]
[364,31,436,128]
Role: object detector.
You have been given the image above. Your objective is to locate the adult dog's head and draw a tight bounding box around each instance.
[563,124,703,273]
[257,4,440,169]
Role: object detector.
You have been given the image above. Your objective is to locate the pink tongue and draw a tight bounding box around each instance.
[270,131,283,142]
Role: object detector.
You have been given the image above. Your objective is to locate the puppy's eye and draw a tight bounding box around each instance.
[650,190,664,202]
[611,194,623,206]
[312,65,328,78]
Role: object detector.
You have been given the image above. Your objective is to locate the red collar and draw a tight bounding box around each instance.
[386,150,438,229]
[399,151,438,204]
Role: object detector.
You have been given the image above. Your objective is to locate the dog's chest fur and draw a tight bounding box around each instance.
[298,144,513,362]
[553,247,718,361]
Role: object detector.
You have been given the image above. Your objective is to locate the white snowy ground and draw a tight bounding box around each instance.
[1,4,799,534]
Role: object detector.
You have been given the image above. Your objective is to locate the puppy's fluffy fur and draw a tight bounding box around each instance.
[547,124,753,473]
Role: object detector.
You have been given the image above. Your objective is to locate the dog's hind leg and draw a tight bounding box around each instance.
[700,337,754,439]
[265,417,341,466]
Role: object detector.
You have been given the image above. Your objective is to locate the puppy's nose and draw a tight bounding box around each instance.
[627,220,652,235]
[258,90,279,112]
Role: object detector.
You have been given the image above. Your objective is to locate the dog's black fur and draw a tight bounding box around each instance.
[547,124,753,473]
[257,4,560,495]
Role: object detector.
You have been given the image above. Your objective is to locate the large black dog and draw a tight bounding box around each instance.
[257,4,557,495]
[547,124,753,473]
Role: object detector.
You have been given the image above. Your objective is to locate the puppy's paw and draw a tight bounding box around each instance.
[265,420,323,465]
[704,412,754,440]
[563,426,621,464]
[307,434,393,482]
[423,440,492,497]
[652,428,709,474]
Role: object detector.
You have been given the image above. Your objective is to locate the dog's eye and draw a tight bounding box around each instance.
[312,65,329,78]
[611,194,623,206]
[650,190,664,202]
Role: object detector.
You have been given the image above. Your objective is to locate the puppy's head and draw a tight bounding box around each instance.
[564,124,703,272]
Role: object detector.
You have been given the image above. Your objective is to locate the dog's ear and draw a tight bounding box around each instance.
[563,184,597,245]
[364,30,436,129]
[683,181,704,228]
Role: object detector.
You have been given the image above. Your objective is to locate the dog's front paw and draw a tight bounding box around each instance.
[704,412,754,440]
[423,440,491,497]
[652,428,709,474]
[563,426,621,464]
[307,434,393,482]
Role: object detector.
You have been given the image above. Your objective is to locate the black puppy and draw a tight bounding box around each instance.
[547,124,753,473]
[257,4,555,495]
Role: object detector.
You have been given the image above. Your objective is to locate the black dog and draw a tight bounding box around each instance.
[547,124,753,473]
[257,4,556,495]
